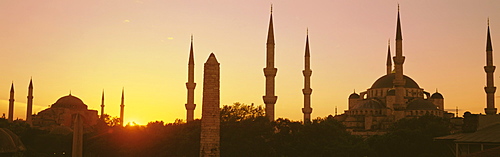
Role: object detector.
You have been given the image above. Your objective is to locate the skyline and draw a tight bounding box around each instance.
[1,1,500,125]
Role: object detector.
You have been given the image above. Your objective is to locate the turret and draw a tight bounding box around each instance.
[8,82,15,122]
[186,35,197,122]
[430,90,444,111]
[263,5,278,121]
[393,6,407,110]
[26,79,34,125]
[120,88,125,126]
[302,29,313,122]
[348,90,360,110]
[484,19,497,115]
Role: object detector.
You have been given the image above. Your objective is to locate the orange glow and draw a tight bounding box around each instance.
[0,1,499,124]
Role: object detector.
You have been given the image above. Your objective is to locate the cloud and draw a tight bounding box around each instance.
[123,20,131,23]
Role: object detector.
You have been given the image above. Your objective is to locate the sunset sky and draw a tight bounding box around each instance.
[1,0,499,125]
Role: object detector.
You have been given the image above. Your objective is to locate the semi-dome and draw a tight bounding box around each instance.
[51,95,88,110]
[354,99,385,109]
[431,92,444,99]
[406,98,438,110]
[371,73,420,89]
[349,93,360,99]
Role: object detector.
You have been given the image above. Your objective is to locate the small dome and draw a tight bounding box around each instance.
[371,73,420,89]
[51,95,88,110]
[406,98,438,110]
[431,92,444,99]
[354,99,385,109]
[0,128,26,153]
[349,93,360,99]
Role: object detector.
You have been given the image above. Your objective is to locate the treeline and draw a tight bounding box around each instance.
[1,103,453,157]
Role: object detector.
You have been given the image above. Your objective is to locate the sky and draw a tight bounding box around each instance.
[0,0,499,125]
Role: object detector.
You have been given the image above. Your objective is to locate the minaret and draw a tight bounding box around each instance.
[26,79,34,125]
[120,88,125,126]
[302,29,313,122]
[100,90,105,120]
[8,82,15,122]
[200,53,220,157]
[387,40,392,75]
[263,6,278,121]
[484,19,497,115]
[393,6,406,109]
[186,35,197,122]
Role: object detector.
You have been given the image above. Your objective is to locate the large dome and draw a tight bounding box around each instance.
[51,95,88,110]
[371,73,420,89]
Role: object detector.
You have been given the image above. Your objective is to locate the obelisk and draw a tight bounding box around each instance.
[200,53,220,157]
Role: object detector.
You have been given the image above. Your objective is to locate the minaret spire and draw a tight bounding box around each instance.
[393,5,406,110]
[8,82,15,122]
[186,35,197,122]
[263,6,278,121]
[302,30,313,123]
[100,90,105,120]
[120,88,125,126]
[26,78,34,125]
[387,39,392,74]
[484,19,497,115]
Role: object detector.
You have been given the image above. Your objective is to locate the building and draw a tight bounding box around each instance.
[33,94,99,131]
[334,8,453,136]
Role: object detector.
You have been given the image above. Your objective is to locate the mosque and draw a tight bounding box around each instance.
[333,9,454,135]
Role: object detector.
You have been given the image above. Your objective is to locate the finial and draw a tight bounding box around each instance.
[306,27,308,35]
[388,38,390,46]
[191,34,193,42]
[353,89,356,93]
[69,90,72,96]
[270,3,273,14]
[398,3,400,12]
[436,88,438,93]
[488,17,490,26]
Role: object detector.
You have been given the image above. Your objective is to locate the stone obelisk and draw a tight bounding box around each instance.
[186,35,197,122]
[26,79,34,125]
[200,53,220,157]
[302,30,313,122]
[8,83,15,122]
[72,114,83,157]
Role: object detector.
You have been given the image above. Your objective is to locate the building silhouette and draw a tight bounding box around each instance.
[334,8,453,136]
[263,7,278,121]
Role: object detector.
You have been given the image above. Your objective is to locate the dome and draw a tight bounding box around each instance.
[431,92,444,99]
[371,73,420,89]
[349,93,360,99]
[51,95,88,110]
[0,128,26,153]
[354,99,385,109]
[406,98,438,110]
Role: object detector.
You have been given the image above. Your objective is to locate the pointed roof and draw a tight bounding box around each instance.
[267,7,275,44]
[396,6,403,40]
[28,78,33,89]
[189,35,195,64]
[10,82,14,92]
[387,40,392,66]
[305,30,310,57]
[206,53,219,64]
[487,23,493,51]
[101,90,105,100]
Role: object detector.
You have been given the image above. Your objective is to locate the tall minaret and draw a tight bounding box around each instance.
[100,90,105,120]
[484,19,497,115]
[26,79,34,125]
[393,6,406,109]
[120,88,125,126]
[186,35,197,122]
[263,6,278,121]
[302,30,313,122]
[387,40,392,75]
[8,82,15,122]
